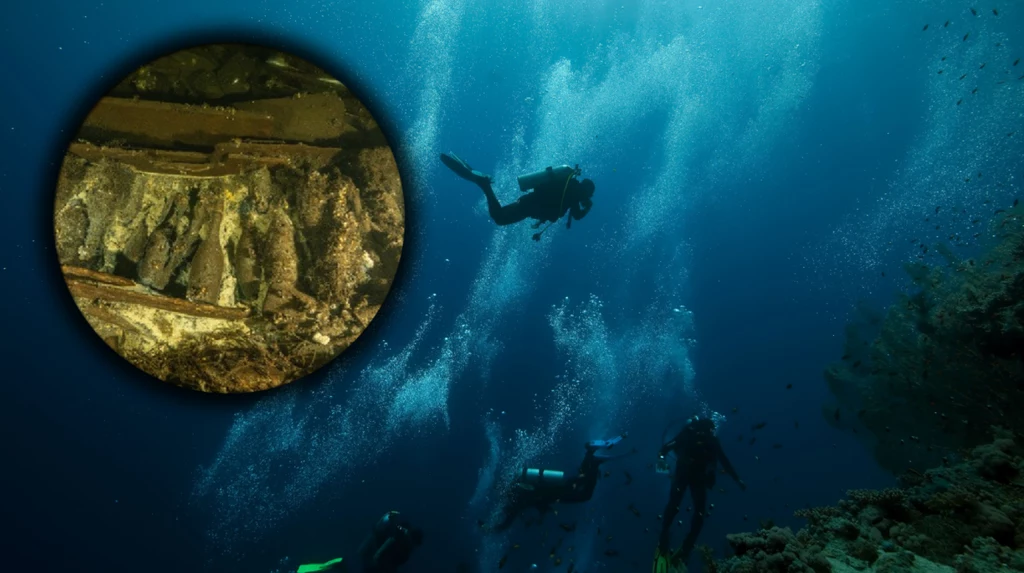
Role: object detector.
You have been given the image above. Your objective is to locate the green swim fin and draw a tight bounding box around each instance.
[297,557,347,572]
[653,547,668,573]
[440,152,491,185]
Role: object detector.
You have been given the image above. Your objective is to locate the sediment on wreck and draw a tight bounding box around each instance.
[54,45,404,393]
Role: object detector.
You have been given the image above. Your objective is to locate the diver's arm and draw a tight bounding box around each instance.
[659,432,681,457]
[577,198,592,218]
[373,538,395,565]
[714,439,745,488]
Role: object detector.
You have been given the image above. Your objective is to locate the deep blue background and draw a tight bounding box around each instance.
[2,1,1022,572]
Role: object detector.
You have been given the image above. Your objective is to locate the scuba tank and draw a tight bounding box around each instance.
[517,165,581,192]
[521,468,566,486]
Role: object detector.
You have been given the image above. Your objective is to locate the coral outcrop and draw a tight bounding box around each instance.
[821,205,1024,473]
[706,430,1024,573]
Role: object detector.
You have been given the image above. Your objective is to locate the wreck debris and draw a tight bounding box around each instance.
[53,44,405,393]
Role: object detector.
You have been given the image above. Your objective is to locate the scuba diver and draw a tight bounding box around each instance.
[440,152,595,240]
[360,511,423,573]
[491,435,629,532]
[653,416,745,573]
[295,511,422,573]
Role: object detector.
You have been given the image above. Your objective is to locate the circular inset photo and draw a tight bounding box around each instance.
[54,43,405,393]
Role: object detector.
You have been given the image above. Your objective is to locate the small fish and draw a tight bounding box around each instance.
[970,7,978,16]
[628,504,641,517]
[1015,58,1020,66]
[941,56,946,61]
[749,437,757,445]
[937,69,944,74]
[980,62,986,69]
[732,407,738,413]
[567,564,575,573]
[786,383,793,389]
[935,206,941,213]
[513,544,520,550]
[944,20,950,27]
[604,549,619,557]
[772,443,783,449]
[794,421,800,429]
[752,421,767,431]
[995,209,1006,214]
[972,87,979,94]
[852,360,862,368]
[957,99,963,105]
[881,271,886,277]
[834,408,841,421]
[993,8,998,15]
[922,24,929,31]
[624,471,633,485]
[1014,198,1020,207]
[841,353,851,359]
[964,32,970,41]
[603,471,610,478]
[498,554,508,569]
[997,80,1005,84]
[738,434,744,441]
[559,522,576,532]
[959,73,967,80]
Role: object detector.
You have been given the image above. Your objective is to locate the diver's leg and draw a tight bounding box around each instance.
[659,477,688,551]
[492,487,532,532]
[479,181,529,226]
[678,483,708,561]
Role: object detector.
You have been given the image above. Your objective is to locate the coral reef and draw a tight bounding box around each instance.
[54,45,404,393]
[822,205,1024,474]
[710,430,1024,573]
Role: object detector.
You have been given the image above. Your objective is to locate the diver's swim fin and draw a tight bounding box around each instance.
[587,435,624,450]
[440,152,491,185]
[297,557,347,572]
[653,547,669,573]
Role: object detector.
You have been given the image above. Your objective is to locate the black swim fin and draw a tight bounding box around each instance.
[440,152,491,185]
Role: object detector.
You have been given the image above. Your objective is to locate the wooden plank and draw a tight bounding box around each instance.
[80,97,275,148]
[61,265,136,287]
[67,278,251,320]
[66,140,342,176]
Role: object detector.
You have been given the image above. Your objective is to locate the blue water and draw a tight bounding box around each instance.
[2,0,1022,572]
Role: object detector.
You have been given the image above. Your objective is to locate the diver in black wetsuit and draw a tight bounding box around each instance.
[440,152,595,239]
[491,436,627,532]
[655,417,745,566]
[359,511,423,573]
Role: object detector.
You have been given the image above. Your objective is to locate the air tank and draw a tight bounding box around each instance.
[517,165,576,192]
[522,468,565,485]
